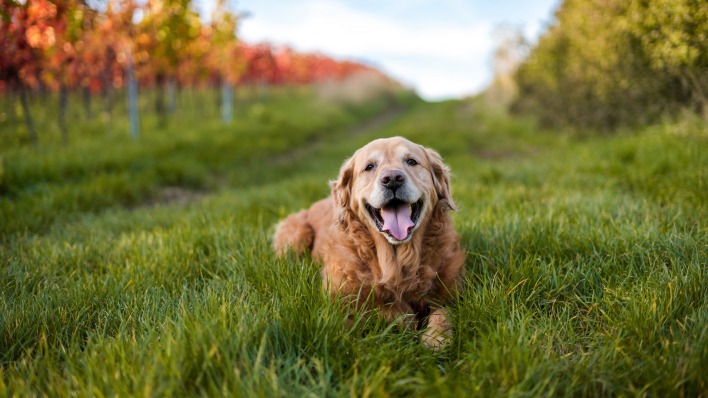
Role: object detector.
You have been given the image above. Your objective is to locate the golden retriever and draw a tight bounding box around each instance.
[273,136,465,348]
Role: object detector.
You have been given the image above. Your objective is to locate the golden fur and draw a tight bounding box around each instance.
[273,137,465,348]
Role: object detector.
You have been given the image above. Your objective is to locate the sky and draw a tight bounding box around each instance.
[200,0,560,101]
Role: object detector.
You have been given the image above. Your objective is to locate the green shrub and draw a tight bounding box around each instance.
[513,0,708,130]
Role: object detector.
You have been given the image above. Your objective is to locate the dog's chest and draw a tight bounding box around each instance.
[371,256,436,303]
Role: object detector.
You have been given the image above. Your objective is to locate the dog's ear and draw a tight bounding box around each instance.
[425,147,456,211]
[330,156,355,221]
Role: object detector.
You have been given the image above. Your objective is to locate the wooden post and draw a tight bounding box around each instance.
[221,81,233,124]
[59,82,69,145]
[18,82,37,145]
[126,55,140,139]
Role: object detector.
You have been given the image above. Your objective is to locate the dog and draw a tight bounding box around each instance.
[273,136,465,348]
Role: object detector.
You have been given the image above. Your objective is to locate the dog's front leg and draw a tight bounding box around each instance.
[380,301,417,331]
[421,307,451,350]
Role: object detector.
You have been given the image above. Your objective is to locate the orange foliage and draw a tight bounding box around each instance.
[0,0,385,93]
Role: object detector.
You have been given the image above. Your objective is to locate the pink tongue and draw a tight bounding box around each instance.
[381,204,414,240]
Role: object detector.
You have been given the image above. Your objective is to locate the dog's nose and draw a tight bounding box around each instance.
[381,170,405,190]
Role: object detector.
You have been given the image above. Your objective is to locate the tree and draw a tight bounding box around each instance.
[203,0,243,123]
[0,0,53,144]
[625,0,708,116]
[42,0,98,144]
[486,24,529,107]
[98,0,140,133]
[136,0,200,125]
[512,0,708,130]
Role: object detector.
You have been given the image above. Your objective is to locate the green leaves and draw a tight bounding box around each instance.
[513,0,708,131]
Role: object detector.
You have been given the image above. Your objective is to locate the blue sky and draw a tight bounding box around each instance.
[202,0,560,100]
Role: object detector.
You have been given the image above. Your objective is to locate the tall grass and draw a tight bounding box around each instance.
[1,89,706,396]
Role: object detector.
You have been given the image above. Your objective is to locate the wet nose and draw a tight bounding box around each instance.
[380,170,405,191]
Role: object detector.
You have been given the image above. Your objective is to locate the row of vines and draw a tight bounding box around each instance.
[1,0,384,144]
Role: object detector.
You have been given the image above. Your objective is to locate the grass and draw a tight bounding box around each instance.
[1,86,707,397]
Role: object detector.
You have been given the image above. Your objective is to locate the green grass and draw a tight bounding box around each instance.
[1,88,707,397]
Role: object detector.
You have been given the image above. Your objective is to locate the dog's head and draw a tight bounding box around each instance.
[331,136,455,245]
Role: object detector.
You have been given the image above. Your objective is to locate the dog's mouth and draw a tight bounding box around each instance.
[366,198,424,242]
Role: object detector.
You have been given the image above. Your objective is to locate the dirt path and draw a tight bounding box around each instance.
[273,105,407,165]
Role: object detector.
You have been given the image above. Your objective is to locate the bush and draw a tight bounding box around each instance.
[512,0,708,131]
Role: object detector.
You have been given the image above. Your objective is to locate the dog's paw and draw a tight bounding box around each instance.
[421,308,452,351]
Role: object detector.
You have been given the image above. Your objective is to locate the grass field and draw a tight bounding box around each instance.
[1,87,707,396]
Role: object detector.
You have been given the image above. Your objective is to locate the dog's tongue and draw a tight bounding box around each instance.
[381,204,414,240]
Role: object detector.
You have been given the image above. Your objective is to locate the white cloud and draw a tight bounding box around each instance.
[239,0,496,100]
[229,0,561,100]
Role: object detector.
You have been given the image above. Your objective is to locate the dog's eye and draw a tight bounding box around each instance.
[406,158,418,166]
[364,163,375,171]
